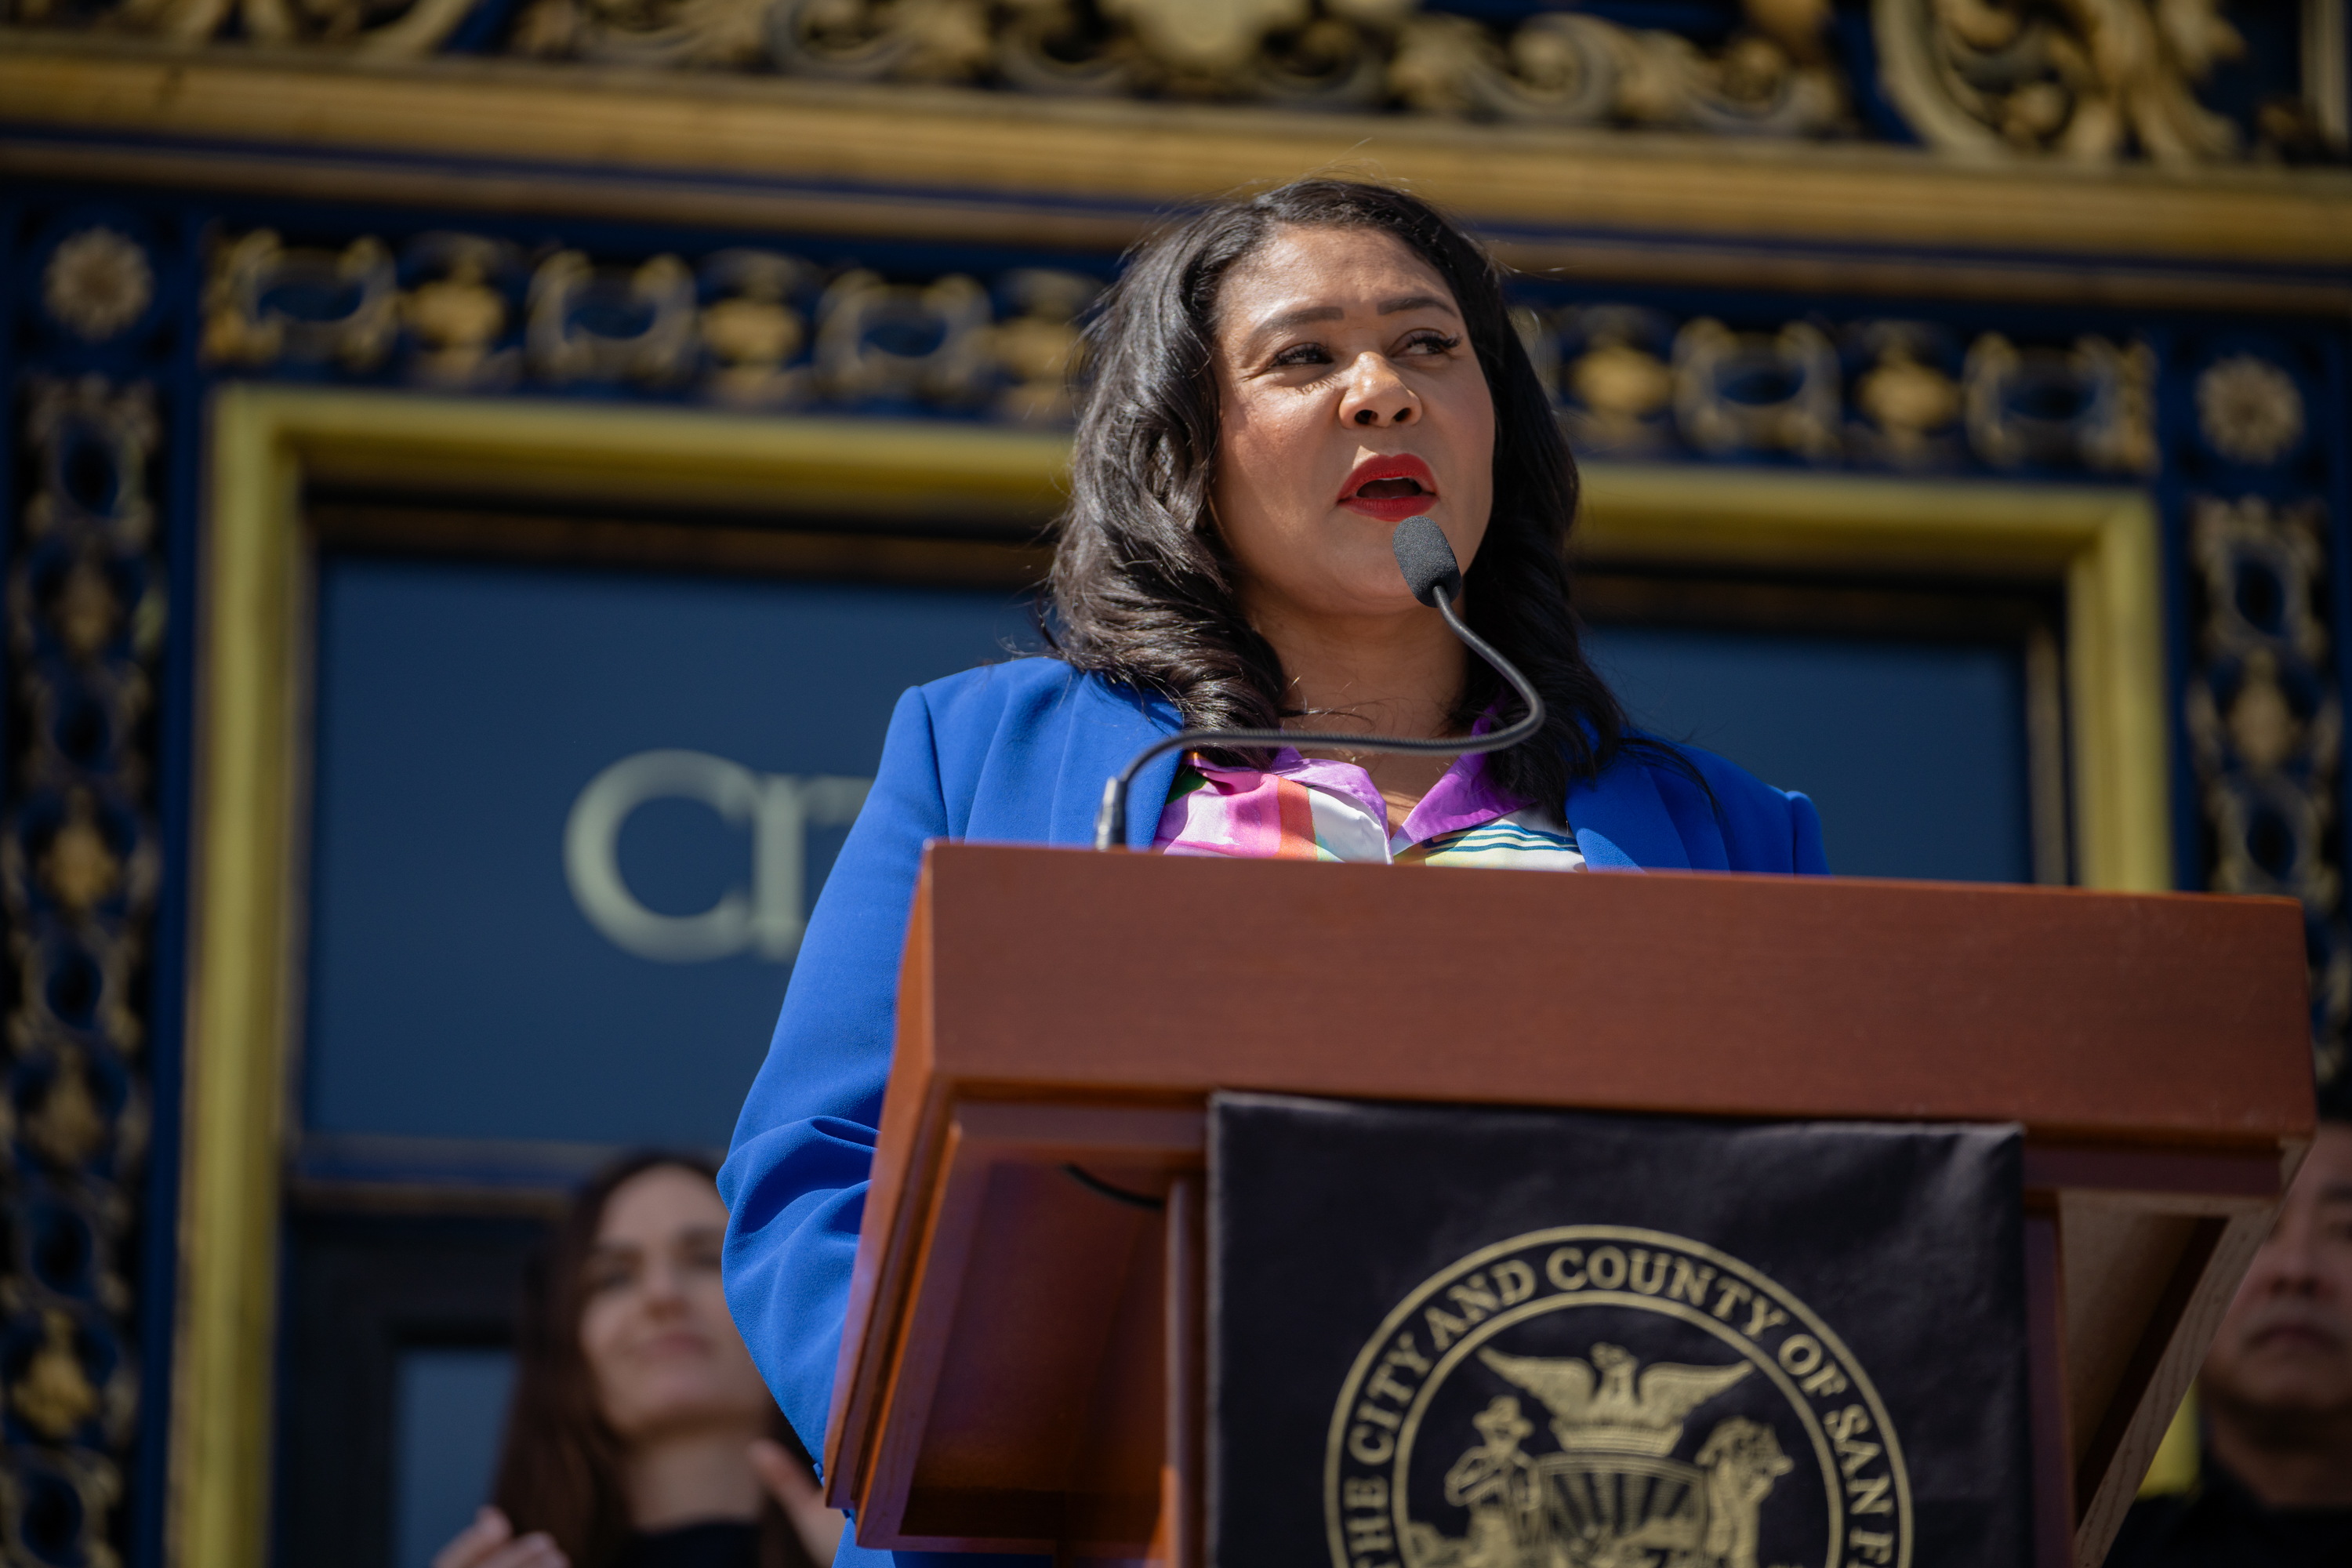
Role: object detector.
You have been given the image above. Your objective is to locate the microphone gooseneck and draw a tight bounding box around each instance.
[1091,516,1548,851]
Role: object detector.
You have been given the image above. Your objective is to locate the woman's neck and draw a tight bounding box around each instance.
[623,1425,766,1533]
[1243,590,1470,822]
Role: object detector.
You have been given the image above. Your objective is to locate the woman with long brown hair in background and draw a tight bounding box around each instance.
[434,1152,846,1568]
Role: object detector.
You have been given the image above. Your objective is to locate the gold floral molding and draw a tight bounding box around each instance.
[193,223,2161,479]
[517,0,1846,136]
[1877,0,2255,165]
[3,0,1849,133]
[4,0,2338,163]
[200,228,1099,419]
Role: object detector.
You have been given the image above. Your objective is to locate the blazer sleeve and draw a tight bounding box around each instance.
[1787,789,1828,875]
[719,685,946,1467]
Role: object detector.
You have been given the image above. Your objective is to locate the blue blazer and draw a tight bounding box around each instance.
[718,658,1826,1566]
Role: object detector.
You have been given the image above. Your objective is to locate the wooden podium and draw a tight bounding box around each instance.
[821,845,2314,1568]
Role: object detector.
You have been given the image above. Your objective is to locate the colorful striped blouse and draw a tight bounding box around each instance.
[1152,744,1586,869]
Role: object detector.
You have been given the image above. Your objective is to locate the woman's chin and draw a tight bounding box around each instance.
[608,1370,771,1434]
[1253,583,1428,627]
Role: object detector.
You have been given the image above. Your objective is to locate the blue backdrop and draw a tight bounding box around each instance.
[1587,626,2029,884]
[304,558,1039,1152]
[303,561,2035,1161]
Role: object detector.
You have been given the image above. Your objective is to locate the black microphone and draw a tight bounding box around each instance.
[1091,516,1548,851]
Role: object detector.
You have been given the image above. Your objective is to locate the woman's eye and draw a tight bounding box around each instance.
[1401,332,1461,356]
[1270,343,1331,368]
[586,1262,634,1294]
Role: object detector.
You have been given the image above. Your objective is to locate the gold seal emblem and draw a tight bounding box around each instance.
[1324,1226,1912,1568]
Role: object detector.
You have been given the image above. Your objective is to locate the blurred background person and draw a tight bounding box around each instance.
[2105,1116,2352,1567]
[434,1153,845,1568]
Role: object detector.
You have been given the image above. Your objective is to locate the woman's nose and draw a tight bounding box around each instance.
[1339,353,1418,428]
[641,1262,689,1307]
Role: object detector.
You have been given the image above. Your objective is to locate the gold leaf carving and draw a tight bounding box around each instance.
[11,1311,100,1442]
[39,792,122,916]
[2196,354,2303,466]
[42,230,153,344]
[27,1050,109,1169]
[1875,0,2252,165]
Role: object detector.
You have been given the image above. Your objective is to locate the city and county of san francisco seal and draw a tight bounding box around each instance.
[1325,1226,1911,1568]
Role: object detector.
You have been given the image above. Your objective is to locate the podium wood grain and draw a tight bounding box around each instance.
[822,845,2313,1567]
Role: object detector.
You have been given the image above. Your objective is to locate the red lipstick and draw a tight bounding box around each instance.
[1338,454,1439,523]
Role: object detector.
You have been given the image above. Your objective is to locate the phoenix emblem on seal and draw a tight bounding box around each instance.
[1417,1344,1794,1568]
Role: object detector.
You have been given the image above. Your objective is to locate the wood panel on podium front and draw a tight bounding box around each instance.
[820,844,2313,1568]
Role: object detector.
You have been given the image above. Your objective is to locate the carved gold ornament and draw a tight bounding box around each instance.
[25,1049,110,1170]
[815,269,994,403]
[38,792,123,916]
[1673,318,1842,462]
[198,227,1120,412]
[700,249,814,406]
[10,1311,100,1441]
[64,0,477,53]
[403,241,513,387]
[1963,332,2155,472]
[202,230,399,371]
[985,269,1099,423]
[1572,340,1675,427]
[501,0,1844,129]
[1099,0,1309,75]
[2193,494,2328,665]
[0,370,163,1568]
[1852,327,1962,465]
[2196,354,2304,466]
[2183,493,2343,1084]
[42,229,153,343]
[528,251,699,385]
[12,0,2318,157]
[1875,0,2248,164]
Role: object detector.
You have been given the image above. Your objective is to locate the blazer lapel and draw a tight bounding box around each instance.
[1049,676,1185,848]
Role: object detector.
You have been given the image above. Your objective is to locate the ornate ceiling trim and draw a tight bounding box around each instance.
[5,41,2351,273]
[6,136,2345,312]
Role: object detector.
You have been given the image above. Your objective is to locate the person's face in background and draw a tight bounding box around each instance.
[579,1165,772,1443]
[2202,1122,2352,1432]
[1207,224,1495,633]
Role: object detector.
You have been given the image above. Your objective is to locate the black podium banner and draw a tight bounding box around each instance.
[1209,1094,2028,1568]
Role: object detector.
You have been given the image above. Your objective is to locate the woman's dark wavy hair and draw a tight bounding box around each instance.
[1048,176,1660,808]
[491,1151,817,1568]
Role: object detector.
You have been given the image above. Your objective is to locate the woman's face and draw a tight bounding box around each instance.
[1207,224,1495,628]
[579,1166,771,1443]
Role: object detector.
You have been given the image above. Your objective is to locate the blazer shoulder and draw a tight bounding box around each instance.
[915,658,1170,748]
[910,656,1087,745]
[916,654,1084,710]
[1670,741,1798,808]
[1634,737,1829,875]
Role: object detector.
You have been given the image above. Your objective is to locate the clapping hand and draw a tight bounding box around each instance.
[432,1507,568,1568]
[750,1439,848,1564]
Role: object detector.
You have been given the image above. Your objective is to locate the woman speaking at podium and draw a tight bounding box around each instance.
[720,179,1826,1563]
